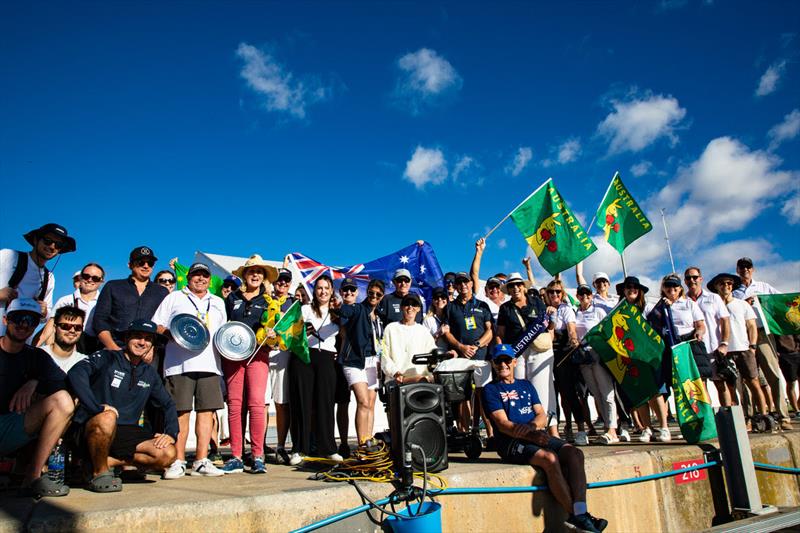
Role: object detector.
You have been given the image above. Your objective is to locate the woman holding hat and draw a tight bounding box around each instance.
[221,254,278,474]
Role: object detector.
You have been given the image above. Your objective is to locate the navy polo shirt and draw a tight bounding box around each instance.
[446,295,494,360]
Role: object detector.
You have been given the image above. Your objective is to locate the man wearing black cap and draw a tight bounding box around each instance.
[93,247,169,352]
[732,257,792,430]
[377,268,423,325]
[153,262,227,478]
[0,223,77,337]
[68,319,178,493]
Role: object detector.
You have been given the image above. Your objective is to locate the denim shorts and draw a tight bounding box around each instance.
[0,412,36,455]
[502,435,567,464]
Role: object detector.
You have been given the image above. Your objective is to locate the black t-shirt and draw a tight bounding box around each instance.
[497,296,547,345]
[446,296,494,360]
[0,343,65,415]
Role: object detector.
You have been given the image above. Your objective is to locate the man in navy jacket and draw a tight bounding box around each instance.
[68,319,178,493]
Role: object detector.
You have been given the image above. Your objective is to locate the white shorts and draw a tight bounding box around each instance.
[265,350,291,404]
[342,356,379,390]
[472,360,492,387]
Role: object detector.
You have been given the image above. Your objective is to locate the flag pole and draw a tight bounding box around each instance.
[588,171,619,234]
[484,178,551,239]
[660,208,676,273]
[620,250,628,278]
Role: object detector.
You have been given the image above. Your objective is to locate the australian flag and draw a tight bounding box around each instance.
[289,241,444,305]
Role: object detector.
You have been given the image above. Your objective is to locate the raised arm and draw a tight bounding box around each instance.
[575,261,587,286]
[470,238,486,289]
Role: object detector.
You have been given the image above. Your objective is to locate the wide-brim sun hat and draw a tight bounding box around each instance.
[501,272,532,294]
[707,273,742,294]
[232,254,278,282]
[23,223,76,254]
[615,276,649,296]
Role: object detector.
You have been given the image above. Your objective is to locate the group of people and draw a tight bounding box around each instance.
[0,224,797,531]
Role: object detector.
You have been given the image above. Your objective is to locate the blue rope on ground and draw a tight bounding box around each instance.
[753,462,800,474]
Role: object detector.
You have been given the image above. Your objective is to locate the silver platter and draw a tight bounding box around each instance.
[214,321,257,361]
[169,313,210,352]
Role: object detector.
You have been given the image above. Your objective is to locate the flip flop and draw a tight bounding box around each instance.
[90,470,122,493]
[18,476,70,498]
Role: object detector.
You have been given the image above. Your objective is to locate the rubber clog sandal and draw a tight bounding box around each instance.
[89,470,122,493]
[18,476,70,498]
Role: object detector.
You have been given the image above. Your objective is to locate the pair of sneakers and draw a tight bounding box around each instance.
[638,427,671,443]
[221,457,266,474]
[565,512,608,532]
[162,458,225,479]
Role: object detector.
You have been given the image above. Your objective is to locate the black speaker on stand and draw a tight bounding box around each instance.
[388,382,448,475]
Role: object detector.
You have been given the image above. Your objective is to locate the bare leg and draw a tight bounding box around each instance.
[275,403,290,449]
[531,449,572,514]
[635,404,652,430]
[746,378,769,415]
[651,395,668,429]
[84,410,118,477]
[175,411,190,461]
[788,381,799,412]
[131,439,177,469]
[714,380,732,407]
[194,411,214,461]
[21,391,74,484]
[352,383,372,443]
[473,389,493,438]
[366,390,377,438]
[762,382,776,412]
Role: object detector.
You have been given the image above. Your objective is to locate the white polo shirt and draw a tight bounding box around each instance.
[575,304,607,340]
[733,280,778,332]
[593,293,618,314]
[689,290,730,353]
[53,289,100,336]
[553,302,577,332]
[669,297,704,337]
[0,249,55,336]
[152,288,227,377]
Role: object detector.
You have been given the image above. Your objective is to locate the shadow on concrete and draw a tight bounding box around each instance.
[0,492,79,533]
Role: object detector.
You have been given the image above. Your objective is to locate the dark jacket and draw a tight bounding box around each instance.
[377,292,423,325]
[225,287,269,331]
[68,349,179,440]
[335,301,379,369]
[93,277,168,342]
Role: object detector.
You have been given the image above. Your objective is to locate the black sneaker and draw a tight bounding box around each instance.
[589,513,608,531]
[338,442,351,459]
[276,448,291,465]
[565,513,601,533]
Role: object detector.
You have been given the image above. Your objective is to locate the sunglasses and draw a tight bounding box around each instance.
[190,272,211,279]
[395,278,411,284]
[507,283,524,290]
[57,322,83,332]
[8,314,39,328]
[275,279,290,286]
[134,259,155,268]
[719,280,734,286]
[403,302,421,308]
[157,278,176,284]
[685,275,700,281]
[433,295,448,300]
[81,273,103,283]
[341,287,357,294]
[40,237,66,250]
[367,290,383,298]
[493,357,514,366]
[547,289,562,295]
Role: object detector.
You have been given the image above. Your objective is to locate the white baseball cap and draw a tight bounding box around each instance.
[6,298,43,317]
[592,272,610,284]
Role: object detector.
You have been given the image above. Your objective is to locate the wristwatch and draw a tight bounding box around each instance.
[749,344,758,350]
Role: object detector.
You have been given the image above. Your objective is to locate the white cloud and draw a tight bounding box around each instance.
[768,109,800,150]
[452,156,474,180]
[557,138,582,164]
[690,239,800,292]
[755,60,787,97]
[653,136,797,249]
[403,146,448,188]
[394,48,462,114]
[236,42,328,119]
[782,193,800,225]
[630,161,652,177]
[497,238,507,250]
[507,147,533,176]
[597,93,687,154]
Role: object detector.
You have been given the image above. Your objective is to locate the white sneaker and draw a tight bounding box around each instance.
[619,428,631,442]
[574,431,589,446]
[327,453,344,462]
[654,428,671,442]
[638,427,653,443]
[289,453,304,466]
[162,459,186,480]
[192,458,225,477]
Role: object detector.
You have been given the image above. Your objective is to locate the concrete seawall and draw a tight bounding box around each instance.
[1,432,798,533]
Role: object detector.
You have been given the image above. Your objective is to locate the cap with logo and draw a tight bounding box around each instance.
[223,275,242,288]
[124,319,167,343]
[341,278,358,290]
[490,344,517,361]
[277,268,293,281]
[663,274,682,288]
[187,263,211,276]
[6,298,43,317]
[130,246,158,263]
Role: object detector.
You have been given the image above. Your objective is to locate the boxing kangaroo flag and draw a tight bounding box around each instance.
[583,301,664,408]
[757,293,800,335]
[273,300,309,363]
[595,172,652,254]
[671,341,717,443]
[174,261,223,297]
[509,179,597,276]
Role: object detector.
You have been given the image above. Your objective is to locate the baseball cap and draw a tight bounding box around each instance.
[443,272,457,285]
[124,319,167,343]
[486,277,502,288]
[188,263,211,276]
[737,257,754,269]
[663,274,682,288]
[592,272,610,284]
[490,344,517,361]
[6,298,43,317]
[576,284,593,295]
[129,246,158,263]
[401,293,422,307]
[277,268,293,281]
[432,287,448,300]
[341,278,358,290]
[454,271,470,282]
[393,268,412,281]
[223,275,241,288]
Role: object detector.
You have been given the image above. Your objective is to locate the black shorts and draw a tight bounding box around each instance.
[165,372,224,412]
[335,362,351,404]
[779,352,800,382]
[108,425,154,460]
[501,436,567,465]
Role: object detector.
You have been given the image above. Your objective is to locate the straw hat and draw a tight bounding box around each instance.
[232,254,278,282]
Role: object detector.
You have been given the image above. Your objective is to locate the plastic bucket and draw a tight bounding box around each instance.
[384,501,442,533]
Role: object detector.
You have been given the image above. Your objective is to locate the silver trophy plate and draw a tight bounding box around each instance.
[214,321,257,361]
[169,313,210,352]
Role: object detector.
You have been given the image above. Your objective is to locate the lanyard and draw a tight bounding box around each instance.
[185,291,211,327]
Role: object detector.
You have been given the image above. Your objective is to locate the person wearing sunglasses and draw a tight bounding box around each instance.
[0,223,77,337]
[575,262,617,314]
[377,268,423,326]
[41,306,88,374]
[469,238,508,321]
[36,262,105,353]
[220,275,241,299]
[0,298,75,498]
[482,344,607,533]
[94,247,169,353]
[154,270,177,292]
[423,287,450,349]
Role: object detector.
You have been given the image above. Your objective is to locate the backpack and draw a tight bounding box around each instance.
[7,250,49,301]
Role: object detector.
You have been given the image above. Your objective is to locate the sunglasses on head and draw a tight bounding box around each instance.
[157,277,175,284]
[8,313,39,328]
[40,237,66,250]
[134,259,155,268]
[81,273,103,283]
[57,322,83,332]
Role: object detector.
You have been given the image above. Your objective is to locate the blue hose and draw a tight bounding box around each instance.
[753,462,800,474]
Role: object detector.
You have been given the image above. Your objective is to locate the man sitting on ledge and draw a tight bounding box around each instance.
[68,319,178,493]
[483,344,607,533]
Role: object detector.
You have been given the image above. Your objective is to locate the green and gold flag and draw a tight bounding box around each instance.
[510,179,597,276]
[583,300,664,408]
[174,262,224,297]
[757,293,800,335]
[595,172,652,254]
[671,341,717,444]
[273,300,310,363]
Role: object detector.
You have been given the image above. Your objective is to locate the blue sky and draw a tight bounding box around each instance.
[2,0,798,303]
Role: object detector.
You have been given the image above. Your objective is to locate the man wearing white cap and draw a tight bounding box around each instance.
[153,262,227,478]
[377,268,423,325]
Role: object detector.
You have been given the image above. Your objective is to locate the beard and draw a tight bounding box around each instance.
[55,335,79,351]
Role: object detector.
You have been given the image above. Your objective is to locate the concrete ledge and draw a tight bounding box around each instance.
[1,431,798,533]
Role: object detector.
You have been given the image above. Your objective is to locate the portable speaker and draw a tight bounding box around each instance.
[388,382,448,473]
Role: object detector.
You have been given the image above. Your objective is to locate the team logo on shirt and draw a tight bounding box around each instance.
[137,380,151,388]
[500,390,519,402]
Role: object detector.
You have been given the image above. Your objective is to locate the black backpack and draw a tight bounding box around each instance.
[7,250,49,300]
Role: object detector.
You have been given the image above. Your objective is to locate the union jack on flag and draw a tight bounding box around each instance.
[289,252,370,296]
[500,390,520,402]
